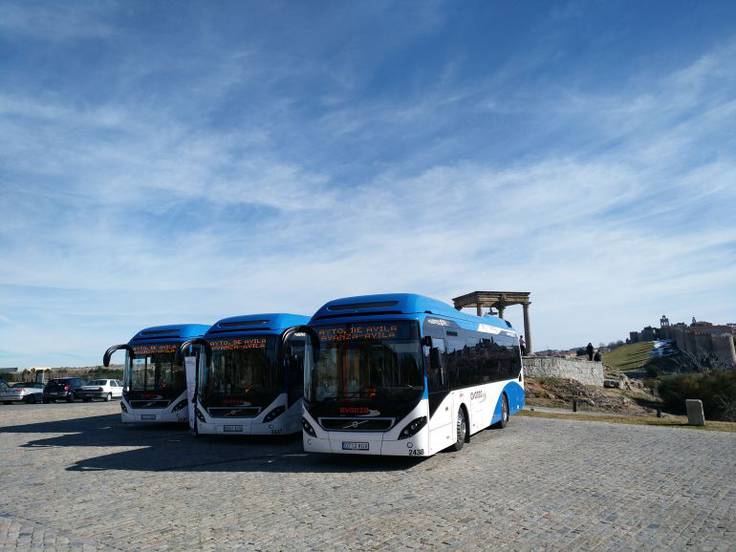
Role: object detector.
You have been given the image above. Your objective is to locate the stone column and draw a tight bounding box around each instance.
[497,304,505,319]
[476,304,483,317]
[523,302,532,354]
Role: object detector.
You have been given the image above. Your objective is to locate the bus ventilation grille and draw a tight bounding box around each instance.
[314,311,403,321]
[208,328,272,335]
[327,301,399,311]
[319,417,394,431]
[140,329,181,337]
[207,406,261,418]
[130,400,171,409]
[219,320,270,327]
[133,335,180,341]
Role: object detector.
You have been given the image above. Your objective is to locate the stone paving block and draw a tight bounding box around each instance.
[0,403,735,551]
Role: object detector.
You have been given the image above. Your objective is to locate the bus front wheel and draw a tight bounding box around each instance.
[451,407,468,452]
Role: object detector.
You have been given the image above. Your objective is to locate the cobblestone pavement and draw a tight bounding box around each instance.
[1,402,734,551]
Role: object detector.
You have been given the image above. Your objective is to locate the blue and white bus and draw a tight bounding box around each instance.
[103,324,209,424]
[301,293,524,456]
[177,313,310,436]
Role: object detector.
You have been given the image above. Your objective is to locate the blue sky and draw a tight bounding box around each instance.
[1,0,735,367]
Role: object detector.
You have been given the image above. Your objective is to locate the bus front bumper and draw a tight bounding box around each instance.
[120,400,187,424]
[302,412,429,457]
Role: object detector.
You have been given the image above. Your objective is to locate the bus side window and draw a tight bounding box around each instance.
[428,338,447,390]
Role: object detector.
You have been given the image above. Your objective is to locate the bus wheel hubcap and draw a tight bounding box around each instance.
[457,412,466,442]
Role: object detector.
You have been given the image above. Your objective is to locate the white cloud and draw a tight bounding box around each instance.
[1,19,735,366]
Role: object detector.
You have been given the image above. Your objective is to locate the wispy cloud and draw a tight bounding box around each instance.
[0,1,115,41]
[1,1,735,365]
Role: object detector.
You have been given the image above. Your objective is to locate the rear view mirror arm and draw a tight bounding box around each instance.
[281,325,320,363]
[103,344,134,367]
[176,338,212,367]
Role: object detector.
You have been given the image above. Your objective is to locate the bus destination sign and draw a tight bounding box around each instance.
[318,324,399,342]
[132,344,178,356]
[210,338,268,351]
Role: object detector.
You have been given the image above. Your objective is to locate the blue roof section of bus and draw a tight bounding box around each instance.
[310,293,512,330]
[204,313,311,338]
[129,324,210,345]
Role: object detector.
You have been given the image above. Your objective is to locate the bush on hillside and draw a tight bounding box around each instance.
[658,371,736,421]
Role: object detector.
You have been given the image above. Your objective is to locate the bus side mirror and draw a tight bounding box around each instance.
[103,344,133,367]
[281,325,320,363]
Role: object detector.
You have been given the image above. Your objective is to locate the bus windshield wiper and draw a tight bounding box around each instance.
[338,392,364,399]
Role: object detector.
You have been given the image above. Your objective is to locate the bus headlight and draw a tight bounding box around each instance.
[263,405,286,422]
[120,401,128,413]
[172,399,188,412]
[398,416,427,440]
[196,407,206,422]
[302,417,317,437]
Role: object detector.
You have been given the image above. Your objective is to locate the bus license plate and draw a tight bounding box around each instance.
[342,441,369,451]
[223,425,243,432]
[140,414,156,421]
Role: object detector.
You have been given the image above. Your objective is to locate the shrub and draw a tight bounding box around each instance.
[645,365,659,378]
[658,372,736,421]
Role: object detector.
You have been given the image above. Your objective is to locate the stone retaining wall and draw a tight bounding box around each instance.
[523,356,605,387]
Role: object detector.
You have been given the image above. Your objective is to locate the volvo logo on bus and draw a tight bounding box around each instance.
[344,420,370,429]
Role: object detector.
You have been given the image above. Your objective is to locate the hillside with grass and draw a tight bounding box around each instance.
[602,341,654,372]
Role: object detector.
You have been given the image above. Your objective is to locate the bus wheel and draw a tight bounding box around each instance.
[451,408,467,451]
[494,394,509,429]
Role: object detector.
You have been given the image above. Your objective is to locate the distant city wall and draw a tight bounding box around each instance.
[712,334,736,369]
[523,356,604,387]
[661,325,736,370]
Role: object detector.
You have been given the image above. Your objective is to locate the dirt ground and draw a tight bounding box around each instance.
[525,376,661,416]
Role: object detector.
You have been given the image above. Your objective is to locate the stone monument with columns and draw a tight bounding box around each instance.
[452,290,533,354]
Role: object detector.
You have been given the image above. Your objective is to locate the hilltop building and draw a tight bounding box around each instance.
[630,315,736,370]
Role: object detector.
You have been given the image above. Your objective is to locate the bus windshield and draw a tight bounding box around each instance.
[199,335,281,409]
[306,321,423,407]
[127,344,184,401]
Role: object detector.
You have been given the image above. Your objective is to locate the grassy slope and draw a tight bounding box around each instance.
[602,341,654,372]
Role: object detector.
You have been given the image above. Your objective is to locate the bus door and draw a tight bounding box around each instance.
[427,338,452,450]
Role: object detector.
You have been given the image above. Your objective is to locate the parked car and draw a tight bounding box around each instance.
[76,379,124,402]
[0,382,45,404]
[43,378,87,403]
[0,380,15,404]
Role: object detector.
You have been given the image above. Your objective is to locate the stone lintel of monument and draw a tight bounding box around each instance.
[452,290,531,310]
[452,290,533,353]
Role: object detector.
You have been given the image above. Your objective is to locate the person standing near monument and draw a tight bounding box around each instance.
[520,335,527,356]
[586,342,594,361]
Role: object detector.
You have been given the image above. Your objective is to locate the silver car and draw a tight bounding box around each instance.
[0,381,45,404]
[76,379,124,402]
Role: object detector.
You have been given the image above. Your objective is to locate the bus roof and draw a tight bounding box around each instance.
[129,324,210,346]
[310,293,512,330]
[204,313,310,339]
